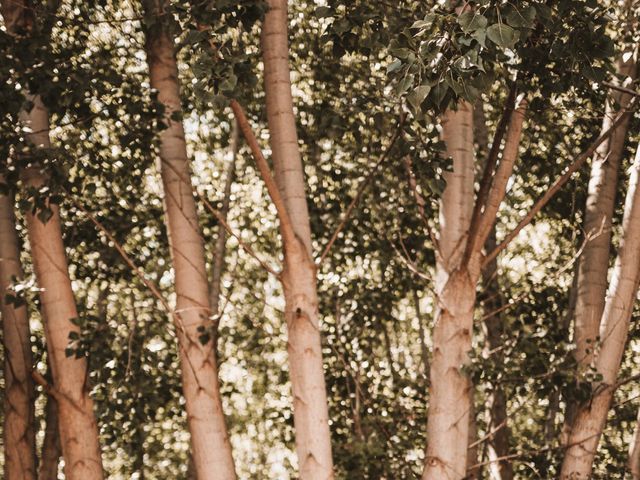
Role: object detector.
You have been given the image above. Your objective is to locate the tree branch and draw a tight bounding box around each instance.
[463,83,518,265]
[229,99,297,250]
[318,122,403,266]
[484,96,638,267]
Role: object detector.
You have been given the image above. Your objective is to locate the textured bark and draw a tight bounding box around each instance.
[560,144,640,478]
[22,96,104,480]
[629,406,640,480]
[572,50,637,369]
[423,102,476,480]
[38,394,62,480]
[142,2,236,478]
[1,177,37,480]
[262,1,334,478]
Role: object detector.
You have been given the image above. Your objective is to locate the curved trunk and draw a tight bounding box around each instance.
[423,102,476,480]
[142,2,236,478]
[560,144,640,478]
[262,2,334,478]
[0,177,37,480]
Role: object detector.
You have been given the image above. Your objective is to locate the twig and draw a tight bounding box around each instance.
[318,121,403,265]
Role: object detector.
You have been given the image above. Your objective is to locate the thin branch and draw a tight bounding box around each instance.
[229,99,297,249]
[318,122,403,265]
[463,83,518,265]
[484,96,638,267]
[469,97,528,262]
[402,156,441,260]
[602,81,640,98]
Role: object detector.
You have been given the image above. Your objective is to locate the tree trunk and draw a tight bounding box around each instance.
[1,176,37,480]
[571,49,637,370]
[22,95,104,480]
[629,406,640,480]
[38,394,62,480]
[482,227,513,480]
[142,2,236,479]
[262,2,334,478]
[560,143,640,478]
[423,102,477,480]
[473,99,513,480]
[210,120,238,339]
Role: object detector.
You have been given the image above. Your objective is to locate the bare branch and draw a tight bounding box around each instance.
[229,99,297,249]
[484,96,638,267]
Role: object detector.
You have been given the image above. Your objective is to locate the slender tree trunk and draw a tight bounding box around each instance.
[38,394,62,480]
[473,99,513,480]
[142,2,236,478]
[482,228,513,480]
[423,102,477,480]
[1,176,37,480]
[210,120,238,348]
[22,95,104,480]
[560,143,640,478]
[563,43,637,442]
[629,406,640,480]
[1,3,103,477]
[572,50,637,369]
[262,2,334,478]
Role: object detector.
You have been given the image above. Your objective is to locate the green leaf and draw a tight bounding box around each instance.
[387,59,402,74]
[315,6,333,18]
[407,85,431,111]
[458,12,488,33]
[506,6,537,28]
[487,24,518,49]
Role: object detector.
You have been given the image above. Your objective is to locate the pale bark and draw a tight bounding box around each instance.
[629,406,640,480]
[38,394,62,480]
[572,50,637,369]
[261,2,334,478]
[424,97,526,480]
[22,96,104,480]
[1,177,37,480]
[142,2,236,478]
[423,102,476,480]
[560,144,640,478]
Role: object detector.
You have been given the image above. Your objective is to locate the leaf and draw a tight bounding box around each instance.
[487,24,518,49]
[407,85,431,111]
[387,59,403,74]
[506,6,537,28]
[315,6,333,18]
[458,12,488,33]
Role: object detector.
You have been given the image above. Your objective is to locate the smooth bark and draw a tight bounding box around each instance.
[22,96,104,480]
[560,144,640,478]
[0,177,37,480]
[142,2,236,478]
[261,1,334,478]
[423,97,526,480]
[423,102,476,480]
[572,50,637,369]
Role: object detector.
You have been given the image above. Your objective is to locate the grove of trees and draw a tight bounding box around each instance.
[2,0,640,479]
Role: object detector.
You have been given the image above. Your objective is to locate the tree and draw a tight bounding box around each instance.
[141,0,237,478]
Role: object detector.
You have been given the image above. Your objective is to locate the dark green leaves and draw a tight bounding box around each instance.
[486,23,518,49]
